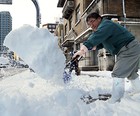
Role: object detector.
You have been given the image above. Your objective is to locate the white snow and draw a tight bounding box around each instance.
[0,24,139,116]
[4,25,66,85]
[0,56,9,64]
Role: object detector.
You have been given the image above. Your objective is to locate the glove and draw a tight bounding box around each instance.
[73,45,88,58]
[73,50,84,58]
[92,46,96,50]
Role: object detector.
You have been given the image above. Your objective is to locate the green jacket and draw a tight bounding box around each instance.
[83,19,135,55]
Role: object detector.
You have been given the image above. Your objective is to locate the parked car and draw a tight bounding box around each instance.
[17,60,29,68]
[0,57,9,68]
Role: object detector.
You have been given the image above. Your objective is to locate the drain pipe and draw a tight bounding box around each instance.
[115,0,126,63]
[122,0,126,28]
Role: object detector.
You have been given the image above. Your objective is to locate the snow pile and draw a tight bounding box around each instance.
[0,56,9,64]
[0,70,84,116]
[0,70,140,116]
[4,25,66,84]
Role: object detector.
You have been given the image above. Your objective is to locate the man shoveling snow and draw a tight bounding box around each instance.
[73,12,140,103]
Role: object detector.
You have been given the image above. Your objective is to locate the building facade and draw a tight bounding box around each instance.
[0,11,12,53]
[57,0,140,71]
[42,23,58,35]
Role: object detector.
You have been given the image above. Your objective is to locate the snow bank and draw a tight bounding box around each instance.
[0,70,140,116]
[0,56,9,64]
[4,25,66,84]
[0,70,89,116]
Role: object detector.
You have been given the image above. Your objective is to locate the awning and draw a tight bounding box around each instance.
[75,28,92,43]
[61,39,74,47]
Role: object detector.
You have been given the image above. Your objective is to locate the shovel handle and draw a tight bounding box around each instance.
[65,55,82,68]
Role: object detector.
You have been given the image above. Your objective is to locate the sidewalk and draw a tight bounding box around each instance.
[0,67,27,78]
[81,70,112,78]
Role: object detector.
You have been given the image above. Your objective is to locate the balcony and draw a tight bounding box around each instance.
[62,0,74,19]
[61,39,74,47]
[57,0,66,7]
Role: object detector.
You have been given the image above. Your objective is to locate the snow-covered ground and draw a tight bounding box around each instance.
[0,25,139,116]
[0,57,9,64]
[0,69,140,116]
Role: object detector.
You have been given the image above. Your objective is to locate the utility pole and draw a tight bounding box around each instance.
[31,0,41,27]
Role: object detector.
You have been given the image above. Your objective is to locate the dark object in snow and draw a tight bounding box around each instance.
[81,93,111,104]
[30,68,35,72]
[63,55,82,83]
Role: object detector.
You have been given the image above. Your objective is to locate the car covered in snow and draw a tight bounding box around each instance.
[0,57,9,68]
[16,60,29,68]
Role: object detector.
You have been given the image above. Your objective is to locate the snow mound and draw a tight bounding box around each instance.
[4,25,66,84]
[0,57,9,64]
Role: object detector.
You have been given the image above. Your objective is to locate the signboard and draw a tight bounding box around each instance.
[0,0,12,4]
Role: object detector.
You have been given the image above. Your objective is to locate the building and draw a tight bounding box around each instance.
[0,11,12,53]
[55,23,64,48]
[0,0,12,4]
[42,23,58,35]
[57,0,140,71]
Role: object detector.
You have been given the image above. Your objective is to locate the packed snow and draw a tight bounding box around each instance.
[0,56,9,64]
[4,25,66,85]
[0,25,139,116]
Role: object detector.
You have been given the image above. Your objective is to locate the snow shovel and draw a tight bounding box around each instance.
[63,55,83,83]
[81,93,111,104]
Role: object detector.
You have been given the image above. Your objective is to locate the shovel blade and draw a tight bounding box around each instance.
[63,70,71,84]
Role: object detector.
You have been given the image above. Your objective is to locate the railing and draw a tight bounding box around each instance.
[62,0,74,19]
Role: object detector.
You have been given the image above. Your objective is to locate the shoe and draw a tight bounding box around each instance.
[108,77,125,104]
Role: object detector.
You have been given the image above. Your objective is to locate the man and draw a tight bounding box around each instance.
[73,12,140,103]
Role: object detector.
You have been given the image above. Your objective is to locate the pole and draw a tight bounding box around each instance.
[31,0,41,27]
[122,0,126,28]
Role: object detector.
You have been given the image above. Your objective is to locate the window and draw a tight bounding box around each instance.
[65,24,68,35]
[52,25,56,29]
[75,5,80,23]
[48,25,52,28]
[69,16,72,30]
[84,0,92,10]
[76,43,80,50]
